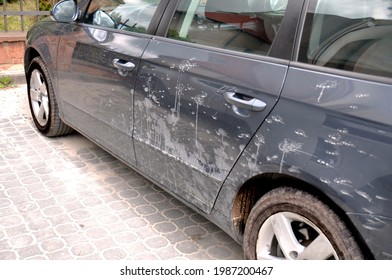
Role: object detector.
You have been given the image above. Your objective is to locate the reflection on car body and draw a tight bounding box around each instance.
[24,0,392,260]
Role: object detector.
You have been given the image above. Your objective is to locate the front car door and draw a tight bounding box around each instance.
[133,0,298,212]
[56,0,167,164]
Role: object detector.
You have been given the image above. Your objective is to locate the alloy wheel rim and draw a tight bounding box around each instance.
[30,69,49,127]
[256,212,339,260]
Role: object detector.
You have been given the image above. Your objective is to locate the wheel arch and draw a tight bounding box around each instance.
[231,172,374,259]
[24,47,41,78]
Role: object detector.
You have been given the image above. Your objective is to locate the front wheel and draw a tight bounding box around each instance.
[27,57,73,137]
[243,187,364,260]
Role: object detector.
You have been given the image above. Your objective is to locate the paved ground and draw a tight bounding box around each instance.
[0,84,243,260]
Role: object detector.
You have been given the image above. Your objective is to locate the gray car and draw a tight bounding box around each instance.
[24,0,392,260]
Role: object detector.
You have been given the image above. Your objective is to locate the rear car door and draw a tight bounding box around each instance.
[276,0,392,258]
[56,0,167,164]
[133,0,301,212]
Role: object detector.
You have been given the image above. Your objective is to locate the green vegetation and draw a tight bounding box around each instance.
[0,76,14,89]
[39,0,54,12]
[0,0,20,5]
[0,0,54,31]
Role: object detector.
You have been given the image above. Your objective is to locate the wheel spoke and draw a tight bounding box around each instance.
[298,234,337,260]
[31,70,42,89]
[42,95,50,119]
[30,88,41,102]
[256,252,284,260]
[30,70,44,104]
[37,102,46,121]
[38,81,47,94]
[271,213,303,259]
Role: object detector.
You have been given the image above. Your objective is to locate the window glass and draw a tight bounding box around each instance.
[299,0,392,78]
[84,0,161,33]
[167,0,289,55]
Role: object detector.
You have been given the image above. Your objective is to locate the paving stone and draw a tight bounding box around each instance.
[113,231,138,244]
[54,223,80,236]
[9,234,35,248]
[0,251,18,260]
[164,231,188,244]
[40,238,66,253]
[84,227,109,240]
[125,217,148,230]
[28,218,52,232]
[154,221,177,234]
[0,85,243,260]
[95,213,120,225]
[144,236,169,250]
[70,242,96,257]
[144,212,167,224]
[135,205,157,216]
[162,208,185,220]
[17,244,43,259]
[42,205,65,217]
[102,247,127,260]
[30,190,52,200]
[91,236,117,252]
[184,226,208,240]
[0,215,23,228]
[175,241,200,255]
[132,251,160,260]
[207,245,235,259]
[47,250,73,260]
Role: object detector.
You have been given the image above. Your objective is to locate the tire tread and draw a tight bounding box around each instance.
[27,57,73,137]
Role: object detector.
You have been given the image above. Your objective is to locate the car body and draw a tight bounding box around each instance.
[24,0,392,260]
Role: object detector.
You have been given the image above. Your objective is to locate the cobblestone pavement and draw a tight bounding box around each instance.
[0,84,243,260]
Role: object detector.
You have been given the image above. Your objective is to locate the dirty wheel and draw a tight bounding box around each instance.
[243,187,364,260]
[27,57,73,137]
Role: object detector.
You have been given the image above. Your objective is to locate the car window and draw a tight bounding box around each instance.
[84,0,161,33]
[167,0,289,55]
[299,0,392,79]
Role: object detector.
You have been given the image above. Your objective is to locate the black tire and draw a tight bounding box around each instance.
[243,187,364,260]
[27,57,73,137]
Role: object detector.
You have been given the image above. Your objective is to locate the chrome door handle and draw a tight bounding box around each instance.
[113,58,135,71]
[223,92,267,112]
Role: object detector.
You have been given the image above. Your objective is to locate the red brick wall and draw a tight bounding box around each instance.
[0,32,26,65]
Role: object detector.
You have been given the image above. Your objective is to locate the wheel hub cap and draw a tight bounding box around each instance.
[256,212,339,260]
[30,69,49,127]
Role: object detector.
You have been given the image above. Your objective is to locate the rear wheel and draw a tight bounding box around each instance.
[27,57,73,137]
[243,187,364,260]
